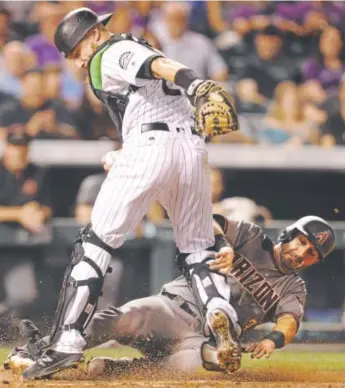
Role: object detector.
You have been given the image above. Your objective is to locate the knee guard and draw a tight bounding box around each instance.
[49,224,114,345]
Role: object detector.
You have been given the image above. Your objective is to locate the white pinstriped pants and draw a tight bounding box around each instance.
[54,130,232,353]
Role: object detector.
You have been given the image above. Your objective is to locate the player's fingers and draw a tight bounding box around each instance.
[245,343,256,353]
[213,255,232,266]
[215,252,231,259]
[253,348,266,359]
[251,346,262,359]
[256,351,266,360]
[210,260,229,269]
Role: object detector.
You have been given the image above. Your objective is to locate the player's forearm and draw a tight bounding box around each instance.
[151,57,188,83]
[0,207,22,222]
[266,314,298,347]
[151,57,204,96]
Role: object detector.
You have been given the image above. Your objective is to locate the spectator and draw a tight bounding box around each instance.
[0,132,52,233]
[106,2,160,49]
[75,173,107,225]
[235,78,267,114]
[75,84,119,140]
[0,68,77,140]
[301,26,345,93]
[0,41,35,99]
[154,2,228,81]
[319,81,345,147]
[240,24,299,99]
[25,2,63,67]
[60,60,85,111]
[1,2,35,24]
[232,78,267,141]
[0,132,52,325]
[301,80,337,127]
[0,7,21,53]
[43,65,79,139]
[261,81,314,146]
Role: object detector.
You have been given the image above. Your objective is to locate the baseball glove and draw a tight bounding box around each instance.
[193,80,239,138]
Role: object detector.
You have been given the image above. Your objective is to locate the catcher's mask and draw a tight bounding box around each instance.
[54,7,112,58]
[278,216,335,262]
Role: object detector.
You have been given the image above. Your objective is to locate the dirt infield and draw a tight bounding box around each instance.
[1,362,345,388]
[1,367,345,388]
[1,347,344,388]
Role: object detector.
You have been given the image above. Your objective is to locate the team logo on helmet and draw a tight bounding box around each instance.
[313,231,329,245]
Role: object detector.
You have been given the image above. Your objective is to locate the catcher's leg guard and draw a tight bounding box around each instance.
[49,224,114,348]
[177,252,237,322]
[177,251,242,373]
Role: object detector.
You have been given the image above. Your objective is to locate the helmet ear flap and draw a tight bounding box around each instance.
[278,229,288,242]
[278,226,297,243]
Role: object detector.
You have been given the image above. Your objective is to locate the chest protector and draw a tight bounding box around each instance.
[88,33,157,136]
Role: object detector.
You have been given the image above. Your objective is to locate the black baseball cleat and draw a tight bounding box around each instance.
[19,319,48,359]
[22,349,82,380]
[207,309,242,374]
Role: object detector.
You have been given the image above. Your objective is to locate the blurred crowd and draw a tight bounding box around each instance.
[1,0,345,336]
[0,1,345,146]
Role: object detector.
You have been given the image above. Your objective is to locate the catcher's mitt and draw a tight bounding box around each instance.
[192,80,239,138]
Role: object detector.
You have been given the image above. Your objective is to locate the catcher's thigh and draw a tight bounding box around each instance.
[157,137,214,254]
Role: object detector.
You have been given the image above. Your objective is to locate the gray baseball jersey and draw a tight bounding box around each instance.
[163,219,307,332]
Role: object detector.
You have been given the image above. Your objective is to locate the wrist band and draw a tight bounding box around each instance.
[174,68,201,94]
[214,234,230,251]
[264,331,285,349]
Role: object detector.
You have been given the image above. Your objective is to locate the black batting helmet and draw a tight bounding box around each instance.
[278,215,335,262]
[54,7,112,58]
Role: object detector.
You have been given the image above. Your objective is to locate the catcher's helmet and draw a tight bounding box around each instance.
[54,7,112,57]
[278,216,335,262]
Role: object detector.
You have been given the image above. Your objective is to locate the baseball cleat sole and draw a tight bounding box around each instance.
[22,350,82,380]
[208,309,241,374]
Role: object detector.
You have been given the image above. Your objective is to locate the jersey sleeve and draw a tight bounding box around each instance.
[225,219,263,249]
[273,276,307,326]
[101,39,164,88]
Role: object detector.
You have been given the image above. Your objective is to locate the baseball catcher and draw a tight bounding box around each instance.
[18,6,240,380]
[6,214,335,377]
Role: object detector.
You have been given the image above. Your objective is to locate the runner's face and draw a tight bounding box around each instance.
[280,234,319,271]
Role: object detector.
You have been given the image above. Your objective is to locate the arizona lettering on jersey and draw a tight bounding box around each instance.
[229,253,281,313]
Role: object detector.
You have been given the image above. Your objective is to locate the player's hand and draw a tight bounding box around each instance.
[101,151,121,171]
[245,339,276,359]
[26,111,48,136]
[209,246,235,275]
[19,202,45,234]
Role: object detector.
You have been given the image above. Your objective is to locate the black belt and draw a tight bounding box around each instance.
[161,290,198,318]
[141,122,199,136]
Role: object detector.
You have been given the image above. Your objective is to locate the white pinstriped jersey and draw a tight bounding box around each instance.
[101,38,195,142]
[85,36,215,256]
